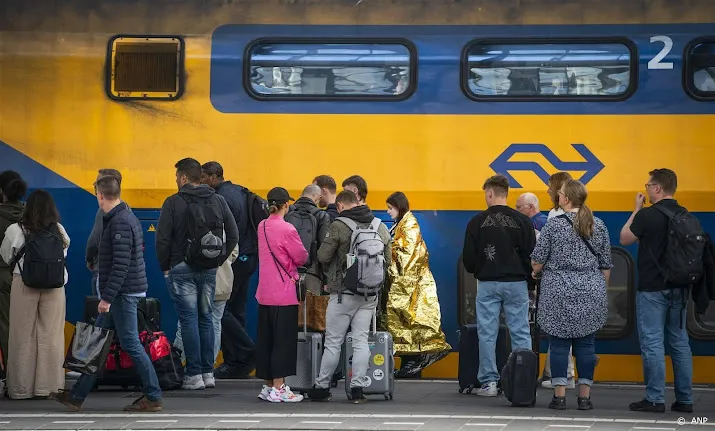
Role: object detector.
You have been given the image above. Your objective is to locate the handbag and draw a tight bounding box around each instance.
[297,291,330,332]
[263,223,306,302]
[63,322,115,376]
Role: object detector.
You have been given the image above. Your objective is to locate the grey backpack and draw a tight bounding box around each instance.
[336,217,386,300]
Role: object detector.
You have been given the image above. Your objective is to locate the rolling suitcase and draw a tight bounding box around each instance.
[83,296,161,329]
[284,292,323,395]
[344,312,394,401]
[458,322,511,394]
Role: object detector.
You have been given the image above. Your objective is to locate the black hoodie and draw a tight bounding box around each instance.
[0,203,23,268]
[156,184,239,272]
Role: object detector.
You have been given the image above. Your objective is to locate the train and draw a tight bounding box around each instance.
[1,0,714,384]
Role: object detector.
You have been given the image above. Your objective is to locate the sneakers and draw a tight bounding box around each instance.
[541,378,576,389]
[350,387,367,404]
[577,396,593,410]
[629,399,666,412]
[182,374,205,390]
[671,402,694,413]
[307,385,331,402]
[202,373,215,388]
[267,384,303,403]
[549,395,568,410]
[476,381,498,397]
[257,385,271,401]
[124,395,162,412]
[49,390,82,412]
[214,363,254,379]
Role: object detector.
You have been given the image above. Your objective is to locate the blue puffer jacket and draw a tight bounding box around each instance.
[97,202,148,303]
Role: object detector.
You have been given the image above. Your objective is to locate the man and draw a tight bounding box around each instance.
[51,174,162,412]
[462,175,536,397]
[86,169,124,292]
[157,158,238,390]
[313,175,338,220]
[620,168,693,413]
[286,184,332,293]
[307,190,392,404]
[516,192,548,235]
[200,161,257,379]
[342,175,368,206]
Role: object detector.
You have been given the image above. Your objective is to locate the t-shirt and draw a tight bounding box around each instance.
[629,198,688,292]
[531,212,549,231]
[548,208,565,220]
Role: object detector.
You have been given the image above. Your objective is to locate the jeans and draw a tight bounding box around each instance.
[543,346,575,379]
[166,262,216,377]
[636,289,693,404]
[70,295,162,402]
[476,280,531,384]
[316,293,377,389]
[174,299,226,364]
[221,255,257,368]
[549,333,596,387]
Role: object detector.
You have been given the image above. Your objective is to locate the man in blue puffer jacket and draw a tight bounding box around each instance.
[51,174,163,412]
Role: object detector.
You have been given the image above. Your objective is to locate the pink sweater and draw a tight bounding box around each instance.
[255,214,309,306]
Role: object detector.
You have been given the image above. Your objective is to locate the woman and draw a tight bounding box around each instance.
[255,187,308,403]
[0,171,26,375]
[383,192,451,378]
[0,189,69,400]
[531,180,611,410]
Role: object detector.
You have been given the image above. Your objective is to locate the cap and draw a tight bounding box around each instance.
[267,187,295,205]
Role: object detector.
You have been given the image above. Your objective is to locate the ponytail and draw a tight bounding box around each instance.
[574,204,594,239]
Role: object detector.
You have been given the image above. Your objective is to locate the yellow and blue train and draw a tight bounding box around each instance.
[1,0,714,383]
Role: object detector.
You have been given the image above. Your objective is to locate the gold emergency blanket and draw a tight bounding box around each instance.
[383,211,451,355]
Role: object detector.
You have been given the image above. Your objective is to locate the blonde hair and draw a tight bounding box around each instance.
[562,179,594,239]
[548,172,573,210]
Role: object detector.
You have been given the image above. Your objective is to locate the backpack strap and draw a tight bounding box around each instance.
[336,216,357,232]
[651,204,682,219]
[368,217,381,231]
[557,214,601,264]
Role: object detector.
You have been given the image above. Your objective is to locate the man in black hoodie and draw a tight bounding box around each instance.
[313,175,339,220]
[156,158,238,390]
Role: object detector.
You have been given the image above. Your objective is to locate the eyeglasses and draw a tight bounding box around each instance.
[645,183,657,189]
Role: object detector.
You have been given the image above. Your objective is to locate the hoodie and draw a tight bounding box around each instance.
[0,203,24,268]
[156,184,239,272]
[317,205,392,293]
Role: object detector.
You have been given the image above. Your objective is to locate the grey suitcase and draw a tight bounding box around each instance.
[344,313,395,400]
[285,276,322,395]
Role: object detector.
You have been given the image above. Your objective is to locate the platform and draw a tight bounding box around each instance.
[0,380,713,430]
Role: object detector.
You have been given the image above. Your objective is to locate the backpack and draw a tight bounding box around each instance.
[12,224,65,289]
[284,206,319,267]
[180,194,226,269]
[243,187,269,232]
[650,205,707,286]
[336,217,386,299]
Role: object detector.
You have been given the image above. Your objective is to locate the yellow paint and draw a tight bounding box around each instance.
[1,34,715,213]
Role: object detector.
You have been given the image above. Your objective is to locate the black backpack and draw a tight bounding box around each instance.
[284,206,319,267]
[180,194,226,269]
[243,187,269,232]
[12,224,65,289]
[650,205,706,286]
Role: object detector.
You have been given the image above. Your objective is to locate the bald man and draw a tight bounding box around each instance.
[516,192,548,233]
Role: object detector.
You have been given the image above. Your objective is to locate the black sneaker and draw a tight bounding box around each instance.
[577,396,593,410]
[548,396,567,410]
[629,399,666,412]
[350,387,367,404]
[671,402,693,413]
[49,390,82,412]
[307,386,331,402]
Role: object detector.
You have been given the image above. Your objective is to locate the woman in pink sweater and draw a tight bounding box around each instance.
[255,187,308,403]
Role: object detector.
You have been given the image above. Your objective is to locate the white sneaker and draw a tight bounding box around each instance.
[258,385,271,401]
[267,384,303,403]
[182,374,205,390]
[202,373,215,388]
[541,378,575,389]
[476,381,498,397]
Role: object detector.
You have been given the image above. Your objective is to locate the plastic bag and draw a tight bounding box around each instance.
[63,322,114,375]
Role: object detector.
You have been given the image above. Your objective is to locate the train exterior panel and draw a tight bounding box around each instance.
[1,0,714,383]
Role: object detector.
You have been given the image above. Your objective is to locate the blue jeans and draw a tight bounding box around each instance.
[549,333,596,387]
[166,262,216,377]
[70,295,162,402]
[175,299,226,364]
[476,280,532,384]
[636,289,693,404]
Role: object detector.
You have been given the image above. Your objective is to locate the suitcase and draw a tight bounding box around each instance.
[457,322,511,394]
[83,296,161,330]
[344,313,394,401]
[284,290,323,394]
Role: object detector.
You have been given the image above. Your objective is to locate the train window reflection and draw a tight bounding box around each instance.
[246,41,414,99]
[463,40,634,100]
[685,40,715,100]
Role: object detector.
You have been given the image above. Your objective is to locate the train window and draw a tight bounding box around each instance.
[685,39,715,100]
[106,36,184,100]
[598,247,635,339]
[687,300,715,340]
[463,39,635,101]
[245,40,415,100]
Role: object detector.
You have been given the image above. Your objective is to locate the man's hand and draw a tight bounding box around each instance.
[98,300,111,314]
[635,192,646,211]
[86,261,94,271]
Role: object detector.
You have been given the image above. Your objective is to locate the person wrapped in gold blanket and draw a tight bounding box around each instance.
[382,192,451,378]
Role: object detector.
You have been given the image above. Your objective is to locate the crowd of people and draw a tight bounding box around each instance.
[0,162,702,415]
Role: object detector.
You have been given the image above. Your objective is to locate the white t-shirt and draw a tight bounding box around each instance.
[547,208,565,220]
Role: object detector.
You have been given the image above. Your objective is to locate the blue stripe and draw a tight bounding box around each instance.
[210,23,715,115]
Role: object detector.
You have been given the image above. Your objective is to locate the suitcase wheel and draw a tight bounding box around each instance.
[330,380,338,388]
[384,393,393,400]
[465,385,474,395]
[458,387,464,394]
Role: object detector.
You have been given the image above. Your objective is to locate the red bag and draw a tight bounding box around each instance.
[104,343,133,371]
[104,331,171,370]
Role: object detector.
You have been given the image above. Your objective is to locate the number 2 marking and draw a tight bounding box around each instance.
[648,35,674,70]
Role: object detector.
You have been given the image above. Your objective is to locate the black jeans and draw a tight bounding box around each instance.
[221,254,257,368]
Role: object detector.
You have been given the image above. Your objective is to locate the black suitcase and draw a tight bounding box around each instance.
[83,296,161,329]
[458,322,510,394]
